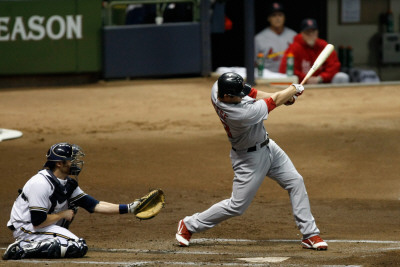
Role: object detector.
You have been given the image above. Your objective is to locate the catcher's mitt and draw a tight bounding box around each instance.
[134,189,165,220]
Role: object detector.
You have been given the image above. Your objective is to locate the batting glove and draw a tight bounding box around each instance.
[291,84,304,96]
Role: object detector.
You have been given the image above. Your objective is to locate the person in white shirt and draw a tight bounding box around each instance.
[254,2,296,72]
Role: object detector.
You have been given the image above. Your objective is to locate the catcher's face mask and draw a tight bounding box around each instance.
[70,144,85,177]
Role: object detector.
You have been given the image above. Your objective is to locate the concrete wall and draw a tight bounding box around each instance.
[392,0,400,32]
[327,0,400,66]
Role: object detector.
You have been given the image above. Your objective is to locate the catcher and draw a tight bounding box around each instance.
[3,142,165,260]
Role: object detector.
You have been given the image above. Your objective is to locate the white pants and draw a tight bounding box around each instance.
[12,222,79,246]
[184,139,320,239]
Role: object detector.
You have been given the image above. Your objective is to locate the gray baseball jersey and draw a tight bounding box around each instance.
[210,81,268,150]
[255,27,296,72]
[183,82,320,239]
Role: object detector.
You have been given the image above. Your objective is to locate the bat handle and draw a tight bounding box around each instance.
[300,74,310,85]
[300,68,315,85]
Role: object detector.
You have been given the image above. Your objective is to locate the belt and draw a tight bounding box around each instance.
[8,225,16,231]
[232,138,269,152]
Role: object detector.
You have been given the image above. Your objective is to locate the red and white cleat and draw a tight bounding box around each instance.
[301,235,328,250]
[175,219,192,247]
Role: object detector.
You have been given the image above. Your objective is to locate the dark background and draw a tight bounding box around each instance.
[211,0,328,70]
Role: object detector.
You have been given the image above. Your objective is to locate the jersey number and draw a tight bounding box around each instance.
[220,119,232,138]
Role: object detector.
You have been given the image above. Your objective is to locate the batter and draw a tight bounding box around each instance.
[176,72,327,250]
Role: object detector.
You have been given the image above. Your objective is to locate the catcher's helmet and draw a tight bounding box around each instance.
[44,143,85,176]
[217,72,251,98]
[46,143,73,161]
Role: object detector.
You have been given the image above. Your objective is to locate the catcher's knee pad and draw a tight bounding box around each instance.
[20,238,61,259]
[64,238,88,258]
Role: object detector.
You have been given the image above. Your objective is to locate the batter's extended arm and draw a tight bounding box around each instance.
[254,90,274,100]
[270,85,301,106]
[254,85,303,107]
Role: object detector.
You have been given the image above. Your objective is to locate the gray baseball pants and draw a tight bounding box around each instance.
[184,139,320,239]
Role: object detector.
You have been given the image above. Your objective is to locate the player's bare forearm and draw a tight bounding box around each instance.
[255,90,274,100]
[94,201,120,214]
[270,85,297,107]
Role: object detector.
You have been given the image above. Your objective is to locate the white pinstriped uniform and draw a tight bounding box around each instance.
[7,169,86,245]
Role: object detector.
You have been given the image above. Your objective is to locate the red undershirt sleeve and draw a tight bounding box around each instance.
[263,97,276,113]
[248,88,257,98]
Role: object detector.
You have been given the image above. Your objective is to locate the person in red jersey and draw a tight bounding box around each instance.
[279,18,349,84]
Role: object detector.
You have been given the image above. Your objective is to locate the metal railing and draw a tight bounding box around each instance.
[103,0,201,26]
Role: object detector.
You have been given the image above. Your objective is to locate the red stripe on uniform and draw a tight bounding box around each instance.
[263,97,276,112]
[248,88,257,98]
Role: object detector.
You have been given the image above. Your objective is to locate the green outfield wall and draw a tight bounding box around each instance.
[0,0,102,75]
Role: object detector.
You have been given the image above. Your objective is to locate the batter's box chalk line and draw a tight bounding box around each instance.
[191,238,400,244]
[237,257,290,263]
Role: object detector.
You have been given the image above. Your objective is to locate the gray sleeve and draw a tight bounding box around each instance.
[240,100,269,126]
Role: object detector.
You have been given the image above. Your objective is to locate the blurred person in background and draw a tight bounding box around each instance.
[279,18,349,84]
[254,2,296,73]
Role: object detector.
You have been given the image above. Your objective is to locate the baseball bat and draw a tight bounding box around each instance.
[300,44,334,85]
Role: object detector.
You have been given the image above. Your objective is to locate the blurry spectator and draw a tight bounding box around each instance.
[125,4,156,25]
[279,18,349,84]
[254,2,296,72]
[125,2,192,25]
[163,3,192,23]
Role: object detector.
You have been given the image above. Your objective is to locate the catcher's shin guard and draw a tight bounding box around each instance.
[3,238,88,260]
[4,239,62,260]
[22,239,61,259]
[63,238,88,258]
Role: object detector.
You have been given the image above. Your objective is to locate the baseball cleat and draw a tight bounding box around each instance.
[176,219,192,247]
[301,235,328,250]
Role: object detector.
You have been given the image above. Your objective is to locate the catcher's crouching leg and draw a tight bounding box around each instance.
[2,239,61,260]
[63,238,88,258]
[2,238,88,260]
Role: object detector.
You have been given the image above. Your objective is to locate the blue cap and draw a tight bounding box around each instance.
[46,143,73,161]
[301,18,318,31]
[269,2,284,16]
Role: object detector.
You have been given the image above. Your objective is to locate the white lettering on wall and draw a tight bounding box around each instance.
[0,15,83,41]
[0,17,10,41]
[11,17,27,41]
[46,15,65,40]
[66,15,82,39]
[27,16,45,40]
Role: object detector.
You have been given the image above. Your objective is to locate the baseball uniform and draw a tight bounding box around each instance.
[255,27,296,72]
[6,169,96,255]
[183,81,320,239]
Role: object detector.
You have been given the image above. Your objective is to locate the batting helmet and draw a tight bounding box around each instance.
[44,143,85,176]
[217,72,251,98]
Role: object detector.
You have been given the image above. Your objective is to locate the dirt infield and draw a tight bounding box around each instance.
[0,78,399,266]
